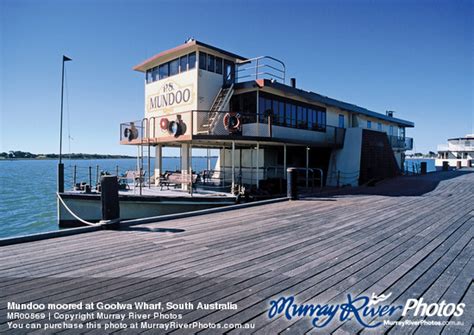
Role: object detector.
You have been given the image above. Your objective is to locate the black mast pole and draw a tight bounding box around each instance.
[58,55,71,192]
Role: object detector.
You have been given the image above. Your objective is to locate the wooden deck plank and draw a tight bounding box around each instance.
[0,170,472,334]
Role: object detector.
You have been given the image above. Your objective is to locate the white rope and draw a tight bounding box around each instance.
[56,192,101,226]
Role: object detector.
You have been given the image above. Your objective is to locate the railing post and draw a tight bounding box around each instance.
[88,166,92,188]
[337,170,340,188]
[255,58,259,80]
[96,165,100,188]
[73,165,77,187]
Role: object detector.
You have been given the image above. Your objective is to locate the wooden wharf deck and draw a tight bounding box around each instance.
[0,169,472,334]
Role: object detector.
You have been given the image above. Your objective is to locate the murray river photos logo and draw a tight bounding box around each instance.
[267,293,465,328]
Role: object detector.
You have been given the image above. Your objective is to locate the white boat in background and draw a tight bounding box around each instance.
[58,39,415,227]
[436,134,474,169]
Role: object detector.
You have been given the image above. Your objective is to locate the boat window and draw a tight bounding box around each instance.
[389,125,394,135]
[146,69,152,84]
[199,52,207,70]
[378,122,382,131]
[215,57,223,74]
[291,104,297,127]
[159,63,169,79]
[241,92,257,123]
[338,114,344,128]
[317,111,323,129]
[179,55,188,73]
[271,100,278,124]
[188,52,196,70]
[367,120,372,129]
[169,58,179,76]
[152,67,159,81]
[207,54,215,72]
[253,92,328,131]
[308,109,315,129]
[297,106,305,128]
[279,101,285,126]
[264,98,272,122]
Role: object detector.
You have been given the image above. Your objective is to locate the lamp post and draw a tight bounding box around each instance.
[58,55,72,192]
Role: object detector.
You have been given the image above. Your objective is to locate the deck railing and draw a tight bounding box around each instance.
[388,135,413,150]
[236,56,286,84]
[120,110,346,148]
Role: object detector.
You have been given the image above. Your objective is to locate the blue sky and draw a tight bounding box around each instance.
[1,0,472,156]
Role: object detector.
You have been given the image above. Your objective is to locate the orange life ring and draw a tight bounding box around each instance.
[223,112,241,133]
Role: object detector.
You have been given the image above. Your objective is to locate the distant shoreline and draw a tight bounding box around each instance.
[0,156,218,161]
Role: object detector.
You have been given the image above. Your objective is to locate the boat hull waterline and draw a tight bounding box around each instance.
[58,193,236,228]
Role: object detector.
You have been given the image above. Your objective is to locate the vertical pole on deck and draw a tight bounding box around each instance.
[306,147,309,188]
[96,165,99,188]
[155,144,162,186]
[231,141,236,191]
[148,144,151,188]
[88,166,92,188]
[116,165,119,177]
[283,144,287,180]
[222,146,226,187]
[207,148,211,172]
[255,58,259,80]
[256,90,260,137]
[256,142,260,189]
[73,165,77,187]
[189,144,193,196]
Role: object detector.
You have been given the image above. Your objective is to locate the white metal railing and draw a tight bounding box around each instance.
[437,143,473,152]
[236,56,286,84]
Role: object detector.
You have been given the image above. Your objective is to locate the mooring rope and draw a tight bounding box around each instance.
[56,192,101,226]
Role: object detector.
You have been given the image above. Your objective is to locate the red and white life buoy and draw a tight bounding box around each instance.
[160,118,169,131]
[223,112,241,133]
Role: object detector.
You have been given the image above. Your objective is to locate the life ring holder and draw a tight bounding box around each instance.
[123,126,138,141]
[223,112,241,133]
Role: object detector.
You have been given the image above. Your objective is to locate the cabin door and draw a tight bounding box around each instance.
[223,60,235,87]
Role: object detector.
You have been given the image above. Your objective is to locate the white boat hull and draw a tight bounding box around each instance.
[58,192,236,227]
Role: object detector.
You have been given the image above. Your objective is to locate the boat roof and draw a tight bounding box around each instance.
[448,134,474,141]
[133,39,247,72]
[237,79,415,128]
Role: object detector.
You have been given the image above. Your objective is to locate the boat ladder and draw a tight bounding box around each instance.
[199,84,234,134]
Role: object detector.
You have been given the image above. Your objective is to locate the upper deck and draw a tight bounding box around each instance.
[438,135,474,153]
[121,39,413,150]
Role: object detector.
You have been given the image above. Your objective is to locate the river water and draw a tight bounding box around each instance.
[0,157,216,239]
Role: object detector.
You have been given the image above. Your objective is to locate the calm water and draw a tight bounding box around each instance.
[404,158,436,173]
[0,158,216,239]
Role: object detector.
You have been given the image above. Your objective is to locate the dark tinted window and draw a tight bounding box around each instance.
[179,55,187,73]
[169,58,179,76]
[146,70,152,83]
[215,57,223,74]
[279,101,285,126]
[188,52,196,69]
[207,54,215,72]
[199,52,207,70]
[159,63,169,79]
